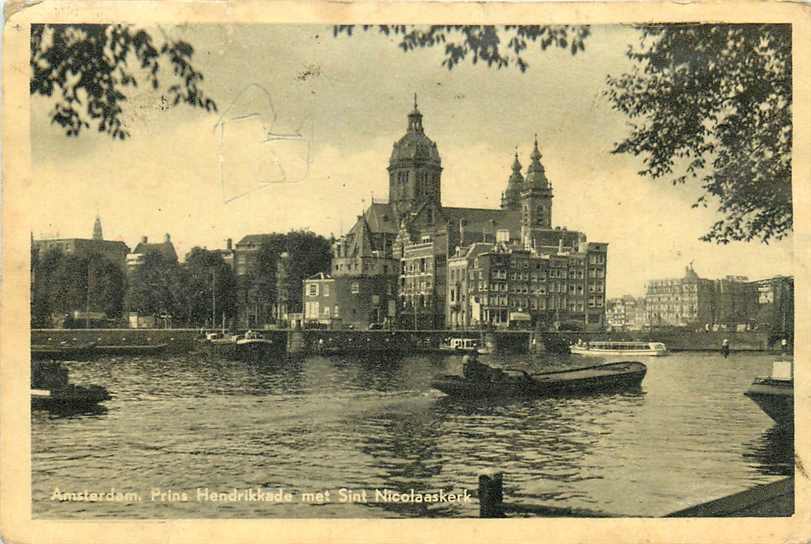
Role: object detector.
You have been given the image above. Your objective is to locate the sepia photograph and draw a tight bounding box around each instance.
[2,1,810,542]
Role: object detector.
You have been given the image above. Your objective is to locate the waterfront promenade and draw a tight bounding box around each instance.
[31,328,780,356]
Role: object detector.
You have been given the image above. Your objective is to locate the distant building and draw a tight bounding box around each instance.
[232,234,291,328]
[33,215,130,273]
[644,266,793,335]
[127,234,178,274]
[607,295,648,331]
[304,215,399,329]
[645,264,715,328]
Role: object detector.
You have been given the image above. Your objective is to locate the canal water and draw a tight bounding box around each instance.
[31,351,792,518]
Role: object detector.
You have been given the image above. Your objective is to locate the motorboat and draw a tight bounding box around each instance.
[439,337,492,355]
[31,361,110,409]
[570,341,667,357]
[31,341,97,360]
[431,361,647,399]
[196,331,239,358]
[235,330,278,359]
[745,360,793,429]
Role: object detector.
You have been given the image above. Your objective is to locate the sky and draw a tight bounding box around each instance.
[30,24,794,297]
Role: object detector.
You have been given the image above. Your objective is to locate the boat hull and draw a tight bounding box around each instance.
[31,384,111,409]
[432,361,647,399]
[93,344,169,356]
[31,342,97,361]
[235,339,281,360]
[745,381,793,428]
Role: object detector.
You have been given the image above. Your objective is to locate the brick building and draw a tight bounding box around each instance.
[304,213,399,329]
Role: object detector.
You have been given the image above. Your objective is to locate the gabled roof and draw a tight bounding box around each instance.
[345,216,374,257]
[132,241,177,262]
[363,202,397,234]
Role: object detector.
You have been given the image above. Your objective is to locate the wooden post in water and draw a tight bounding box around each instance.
[478,471,504,518]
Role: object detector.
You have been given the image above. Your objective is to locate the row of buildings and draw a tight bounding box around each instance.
[34,98,793,334]
[607,265,794,337]
[303,98,609,331]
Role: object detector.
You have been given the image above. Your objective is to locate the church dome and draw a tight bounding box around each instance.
[389,97,442,167]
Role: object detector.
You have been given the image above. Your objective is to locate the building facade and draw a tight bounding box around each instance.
[33,216,130,274]
[321,98,608,330]
[126,234,178,274]
[304,213,399,329]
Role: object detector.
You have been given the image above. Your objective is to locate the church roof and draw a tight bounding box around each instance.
[443,207,522,237]
[389,97,442,167]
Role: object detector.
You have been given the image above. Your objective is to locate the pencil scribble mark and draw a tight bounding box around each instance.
[213,83,313,204]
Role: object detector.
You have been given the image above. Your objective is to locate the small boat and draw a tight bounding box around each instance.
[31,341,97,360]
[439,337,491,355]
[431,361,647,399]
[235,331,278,359]
[745,360,793,429]
[196,332,238,358]
[570,341,667,357]
[94,344,169,355]
[31,361,110,409]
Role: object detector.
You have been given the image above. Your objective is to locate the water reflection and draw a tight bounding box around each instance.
[31,350,790,518]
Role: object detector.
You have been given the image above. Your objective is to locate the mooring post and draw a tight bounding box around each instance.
[478,471,504,518]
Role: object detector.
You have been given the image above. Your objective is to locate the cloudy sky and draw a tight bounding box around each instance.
[30,24,794,296]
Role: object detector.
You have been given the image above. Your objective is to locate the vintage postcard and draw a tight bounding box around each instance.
[2,1,810,543]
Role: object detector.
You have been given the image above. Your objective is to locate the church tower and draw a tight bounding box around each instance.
[92,214,104,240]
[500,149,523,210]
[521,136,554,250]
[387,95,443,219]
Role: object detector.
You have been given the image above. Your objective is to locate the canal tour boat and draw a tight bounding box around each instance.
[570,340,668,357]
[31,361,111,409]
[439,337,492,355]
[745,359,793,429]
[431,361,647,399]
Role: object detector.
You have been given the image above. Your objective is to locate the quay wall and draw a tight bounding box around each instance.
[30,328,777,355]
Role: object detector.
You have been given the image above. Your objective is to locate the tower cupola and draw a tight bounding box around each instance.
[387,95,443,218]
[500,148,524,210]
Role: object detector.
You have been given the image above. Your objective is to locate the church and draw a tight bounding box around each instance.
[304,98,608,330]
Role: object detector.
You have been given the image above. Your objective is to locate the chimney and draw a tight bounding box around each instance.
[141,235,148,244]
[164,233,171,243]
[226,238,232,251]
[558,238,563,254]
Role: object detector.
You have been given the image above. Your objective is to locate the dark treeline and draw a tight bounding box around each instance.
[30,230,332,328]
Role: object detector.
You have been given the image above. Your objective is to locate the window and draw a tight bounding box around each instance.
[372,295,380,305]
[351,282,360,294]
[323,284,330,297]
[334,305,340,317]
[307,284,319,297]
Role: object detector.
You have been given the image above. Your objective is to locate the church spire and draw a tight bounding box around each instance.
[512,147,522,174]
[92,214,103,240]
[528,134,543,173]
[407,93,424,133]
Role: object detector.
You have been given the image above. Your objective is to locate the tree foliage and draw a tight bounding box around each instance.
[30,248,126,326]
[181,247,237,326]
[605,24,792,244]
[125,250,183,317]
[333,25,589,72]
[31,24,217,139]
